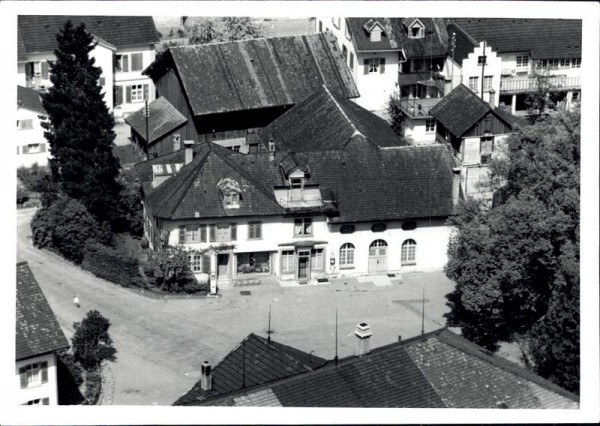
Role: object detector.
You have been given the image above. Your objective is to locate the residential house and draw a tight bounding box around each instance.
[430,84,526,200]
[17,16,160,116]
[138,33,359,156]
[175,327,579,408]
[315,17,450,145]
[16,262,70,406]
[447,18,582,115]
[16,85,49,168]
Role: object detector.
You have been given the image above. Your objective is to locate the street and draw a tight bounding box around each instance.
[17,208,456,405]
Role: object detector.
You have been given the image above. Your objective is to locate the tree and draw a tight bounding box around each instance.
[112,169,144,236]
[386,92,408,138]
[17,164,51,194]
[445,109,580,392]
[188,19,220,45]
[72,310,117,372]
[220,17,263,42]
[525,70,563,123]
[40,20,122,226]
[144,246,198,292]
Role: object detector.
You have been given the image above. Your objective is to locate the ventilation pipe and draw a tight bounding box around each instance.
[200,361,212,392]
[184,140,195,165]
[355,322,372,356]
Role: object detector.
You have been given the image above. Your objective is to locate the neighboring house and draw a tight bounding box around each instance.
[430,84,526,200]
[16,85,49,168]
[16,262,70,406]
[175,327,579,408]
[17,16,160,116]
[138,33,359,156]
[315,17,450,145]
[134,137,458,288]
[448,18,582,115]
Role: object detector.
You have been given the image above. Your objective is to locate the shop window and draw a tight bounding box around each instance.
[281,250,295,274]
[401,239,417,265]
[311,249,324,271]
[339,243,355,268]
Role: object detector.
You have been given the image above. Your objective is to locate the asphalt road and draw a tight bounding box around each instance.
[17,208,456,405]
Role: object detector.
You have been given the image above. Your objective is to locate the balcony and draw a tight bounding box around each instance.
[398,97,442,119]
[500,75,580,94]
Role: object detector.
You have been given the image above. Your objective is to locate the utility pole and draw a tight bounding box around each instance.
[144,99,149,151]
[267,304,272,343]
[480,41,486,100]
[450,32,456,91]
[421,286,426,336]
[334,308,339,366]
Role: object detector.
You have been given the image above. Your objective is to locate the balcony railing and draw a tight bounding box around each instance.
[500,76,580,93]
[398,97,442,118]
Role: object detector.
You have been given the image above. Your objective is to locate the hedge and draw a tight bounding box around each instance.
[82,241,145,288]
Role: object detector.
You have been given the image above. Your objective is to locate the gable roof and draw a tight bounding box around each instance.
[174,333,326,405]
[452,18,582,59]
[346,18,448,56]
[125,97,188,144]
[185,329,578,408]
[144,33,359,117]
[446,21,480,66]
[257,86,406,152]
[17,85,46,114]
[430,84,521,138]
[16,262,69,361]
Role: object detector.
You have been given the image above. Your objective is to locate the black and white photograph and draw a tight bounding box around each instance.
[2,0,599,424]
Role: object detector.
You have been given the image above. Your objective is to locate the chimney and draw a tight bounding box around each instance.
[200,361,212,392]
[488,89,496,108]
[354,322,372,356]
[452,166,462,206]
[173,133,181,152]
[268,138,276,162]
[444,78,453,96]
[184,140,195,165]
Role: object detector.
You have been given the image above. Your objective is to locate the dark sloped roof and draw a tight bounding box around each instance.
[145,33,359,117]
[17,85,46,114]
[125,97,187,144]
[16,262,69,361]
[346,18,448,57]
[446,21,480,65]
[17,16,159,55]
[174,333,326,405]
[452,18,581,59]
[257,86,406,152]
[18,29,28,62]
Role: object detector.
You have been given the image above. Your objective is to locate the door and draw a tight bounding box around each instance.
[368,240,388,273]
[217,254,229,279]
[297,250,311,284]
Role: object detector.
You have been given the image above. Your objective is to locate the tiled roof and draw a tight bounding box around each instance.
[346,18,448,57]
[452,18,582,59]
[125,97,188,144]
[17,16,159,55]
[144,33,359,117]
[430,84,520,138]
[174,333,326,405]
[186,329,578,408]
[17,85,46,114]
[17,29,28,62]
[16,262,69,361]
[257,86,406,152]
[446,22,480,65]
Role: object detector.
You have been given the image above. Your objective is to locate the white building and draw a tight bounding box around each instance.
[16,86,49,168]
[17,16,160,117]
[16,262,69,406]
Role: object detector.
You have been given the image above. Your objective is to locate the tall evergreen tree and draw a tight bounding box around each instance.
[41,20,122,225]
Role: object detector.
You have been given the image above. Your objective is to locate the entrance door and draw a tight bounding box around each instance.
[297,249,311,284]
[368,240,388,273]
[217,254,229,279]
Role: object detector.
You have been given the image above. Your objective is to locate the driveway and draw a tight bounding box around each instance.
[17,208,456,405]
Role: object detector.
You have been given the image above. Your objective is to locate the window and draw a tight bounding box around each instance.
[185,226,201,242]
[342,45,348,61]
[281,250,295,274]
[409,22,424,39]
[371,223,387,233]
[179,224,207,243]
[468,76,479,93]
[228,145,241,152]
[290,177,303,189]
[99,77,106,86]
[340,224,355,234]
[571,58,581,68]
[22,143,45,154]
[480,135,494,154]
[129,84,146,102]
[318,21,323,33]
[19,362,48,389]
[402,220,417,231]
[413,59,424,72]
[401,239,417,265]
[349,52,354,70]
[425,118,436,133]
[131,53,144,71]
[311,249,324,271]
[224,193,240,208]
[484,75,493,92]
[216,223,234,242]
[294,218,313,236]
[117,54,129,72]
[248,222,262,239]
[17,119,33,130]
[23,398,49,405]
[332,17,341,29]
[369,58,380,73]
[516,55,529,68]
[339,243,355,268]
[477,55,487,66]
[572,91,580,101]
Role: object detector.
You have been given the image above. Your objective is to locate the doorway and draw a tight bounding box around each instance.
[297,249,311,284]
[368,239,388,273]
[217,254,230,280]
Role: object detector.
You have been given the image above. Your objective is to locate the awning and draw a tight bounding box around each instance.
[278,240,328,248]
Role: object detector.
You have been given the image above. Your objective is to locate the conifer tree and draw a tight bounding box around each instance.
[41,20,122,225]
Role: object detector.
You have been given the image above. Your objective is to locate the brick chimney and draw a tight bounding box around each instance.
[488,89,496,107]
[354,322,372,356]
[200,361,212,392]
[452,166,462,206]
[184,140,195,165]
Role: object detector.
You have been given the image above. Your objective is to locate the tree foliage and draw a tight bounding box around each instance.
[40,20,122,225]
[187,17,263,45]
[144,246,199,292]
[72,310,117,372]
[386,93,407,139]
[112,169,144,236]
[17,164,51,194]
[445,109,580,392]
[525,70,564,123]
[188,19,220,45]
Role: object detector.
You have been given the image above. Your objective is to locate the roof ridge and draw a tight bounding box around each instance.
[171,32,323,50]
[251,334,315,372]
[322,85,363,138]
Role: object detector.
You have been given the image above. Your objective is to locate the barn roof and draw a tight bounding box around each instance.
[125,97,188,145]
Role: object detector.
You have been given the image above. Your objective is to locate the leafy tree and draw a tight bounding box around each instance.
[40,20,122,226]
[144,246,198,292]
[189,19,220,45]
[220,17,263,42]
[112,169,144,236]
[445,109,580,392]
[525,70,563,123]
[386,93,407,138]
[72,310,117,372]
[17,164,51,193]
[17,185,30,206]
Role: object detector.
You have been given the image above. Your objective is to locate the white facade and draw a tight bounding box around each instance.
[15,353,59,405]
[16,106,49,168]
[113,46,157,117]
[404,116,438,145]
[455,42,502,107]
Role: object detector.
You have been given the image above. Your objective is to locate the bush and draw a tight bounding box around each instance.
[17,164,51,193]
[17,185,30,206]
[83,370,102,405]
[82,241,145,288]
[30,196,104,263]
[144,247,199,293]
[57,350,83,386]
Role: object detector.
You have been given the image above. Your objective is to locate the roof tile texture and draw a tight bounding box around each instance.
[125,97,187,144]
[17,85,46,114]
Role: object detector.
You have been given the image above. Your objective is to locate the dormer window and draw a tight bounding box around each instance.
[290,177,303,189]
[370,27,382,42]
[224,193,240,208]
[217,178,242,209]
[363,19,385,43]
[408,19,425,39]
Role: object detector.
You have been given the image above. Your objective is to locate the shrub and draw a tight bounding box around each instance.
[31,195,103,263]
[72,310,116,372]
[17,164,51,193]
[17,185,30,206]
[82,241,145,288]
[83,370,102,405]
[144,247,199,293]
[57,350,84,386]
[140,237,149,249]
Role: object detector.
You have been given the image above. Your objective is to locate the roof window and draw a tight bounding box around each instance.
[408,19,425,39]
[217,178,242,209]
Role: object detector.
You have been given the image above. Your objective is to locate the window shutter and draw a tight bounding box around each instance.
[380,57,386,74]
[209,224,216,242]
[126,86,132,103]
[39,143,46,153]
[115,86,123,105]
[200,224,207,242]
[41,61,49,79]
[123,55,129,72]
[230,223,237,241]
[41,362,48,383]
[202,255,211,273]
[22,145,29,154]
[363,59,369,75]
[257,222,262,239]
[42,398,49,405]
[143,84,149,101]
[19,367,27,389]
[179,225,185,244]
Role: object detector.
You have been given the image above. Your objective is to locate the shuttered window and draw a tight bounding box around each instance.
[131,53,144,71]
[202,255,211,273]
[178,225,185,244]
[209,224,216,242]
[115,86,124,106]
[248,222,262,239]
[230,223,237,241]
[126,86,132,103]
[200,224,207,242]
[41,61,49,79]
[19,361,48,389]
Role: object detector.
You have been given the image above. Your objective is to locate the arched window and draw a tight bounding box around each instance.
[339,243,355,268]
[401,239,417,265]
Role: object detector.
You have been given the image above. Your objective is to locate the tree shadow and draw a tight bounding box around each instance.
[56,356,85,405]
